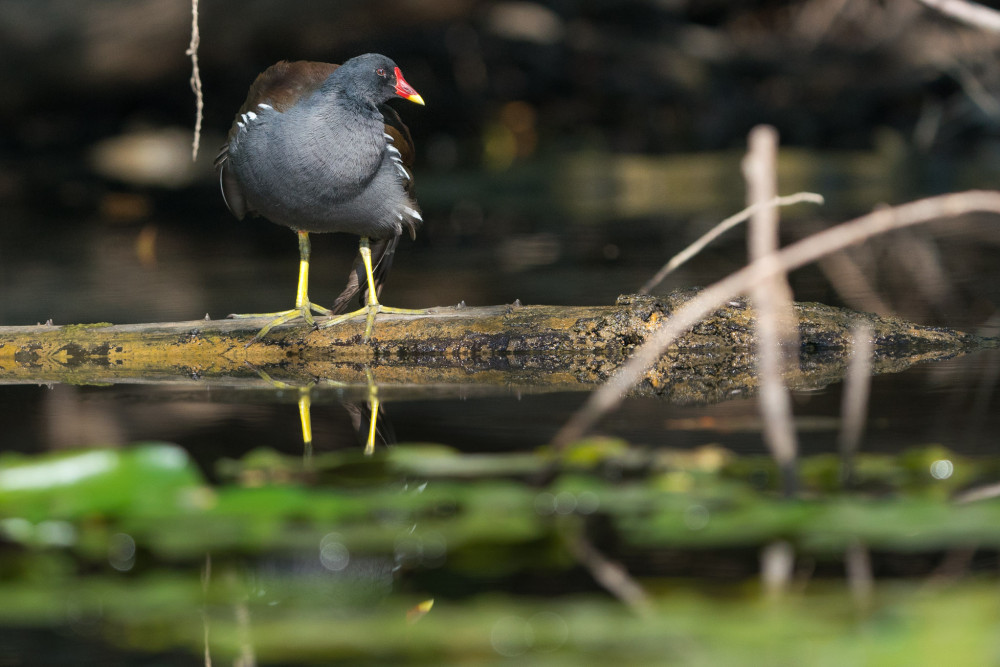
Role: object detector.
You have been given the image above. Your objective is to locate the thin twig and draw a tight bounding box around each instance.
[949,58,1000,120]
[838,323,874,486]
[845,539,874,608]
[954,482,1000,503]
[928,546,977,583]
[744,126,799,494]
[638,192,824,295]
[187,0,204,161]
[551,190,1000,448]
[567,533,652,615]
[235,596,256,667]
[761,540,794,598]
[201,553,212,667]
[915,0,1000,32]
[889,230,958,318]
[817,251,894,316]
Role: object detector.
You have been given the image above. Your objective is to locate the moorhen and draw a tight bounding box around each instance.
[215,53,426,342]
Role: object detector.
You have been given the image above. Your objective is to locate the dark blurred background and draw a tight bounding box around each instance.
[3,0,1000,332]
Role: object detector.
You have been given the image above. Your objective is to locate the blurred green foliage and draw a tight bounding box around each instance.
[1,440,998,664]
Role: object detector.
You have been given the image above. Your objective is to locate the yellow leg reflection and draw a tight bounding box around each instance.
[248,365,315,462]
[364,378,380,457]
[298,387,313,464]
[249,364,390,458]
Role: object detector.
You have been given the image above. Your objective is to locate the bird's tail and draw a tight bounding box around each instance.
[342,400,397,449]
[329,235,401,314]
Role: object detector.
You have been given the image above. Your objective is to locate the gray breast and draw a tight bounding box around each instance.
[228,102,414,238]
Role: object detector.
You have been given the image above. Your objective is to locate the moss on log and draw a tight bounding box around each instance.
[0,290,992,404]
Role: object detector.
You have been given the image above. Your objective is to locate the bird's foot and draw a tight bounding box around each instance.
[229,301,333,345]
[321,304,429,342]
[228,302,332,320]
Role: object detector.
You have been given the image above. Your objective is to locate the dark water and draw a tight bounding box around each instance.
[3,166,1000,664]
[3,351,1000,460]
[3,195,1000,461]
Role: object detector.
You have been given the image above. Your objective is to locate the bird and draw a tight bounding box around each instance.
[215,53,426,343]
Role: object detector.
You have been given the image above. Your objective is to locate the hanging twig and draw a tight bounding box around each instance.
[187,0,204,161]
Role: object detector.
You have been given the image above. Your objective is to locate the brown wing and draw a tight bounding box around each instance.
[239,60,340,114]
[214,61,340,219]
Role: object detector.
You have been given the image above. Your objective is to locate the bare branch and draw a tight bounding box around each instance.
[638,192,824,295]
[566,533,652,615]
[955,481,1000,503]
[744,126,798,491]
[838,323,874,485]
[761,540,795,598]
[817,250,893,316]
[916,0,1000,32]
[845,539,873,608]
[201,554,213,667]
[551,190,1000,448]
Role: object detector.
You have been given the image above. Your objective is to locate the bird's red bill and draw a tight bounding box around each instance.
[393,67,425,105]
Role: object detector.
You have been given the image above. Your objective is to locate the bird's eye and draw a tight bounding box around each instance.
[375,67,387,78]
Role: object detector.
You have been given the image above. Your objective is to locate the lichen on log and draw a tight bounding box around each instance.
[0,290,992,404]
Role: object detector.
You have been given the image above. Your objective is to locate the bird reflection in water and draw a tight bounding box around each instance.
[249,365,394,459]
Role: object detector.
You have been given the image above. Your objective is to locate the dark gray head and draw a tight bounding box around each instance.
[326,53,425,107]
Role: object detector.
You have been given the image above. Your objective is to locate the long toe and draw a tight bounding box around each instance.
[319,306,369,329]
[239,306,323,346]
[318,303,383,341]
[309,302,333,316]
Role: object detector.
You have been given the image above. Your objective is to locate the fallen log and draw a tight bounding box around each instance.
[0,291,992,405]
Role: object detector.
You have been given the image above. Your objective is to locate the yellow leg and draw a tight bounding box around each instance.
[230,231,332,343]
[321,237,427,342]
